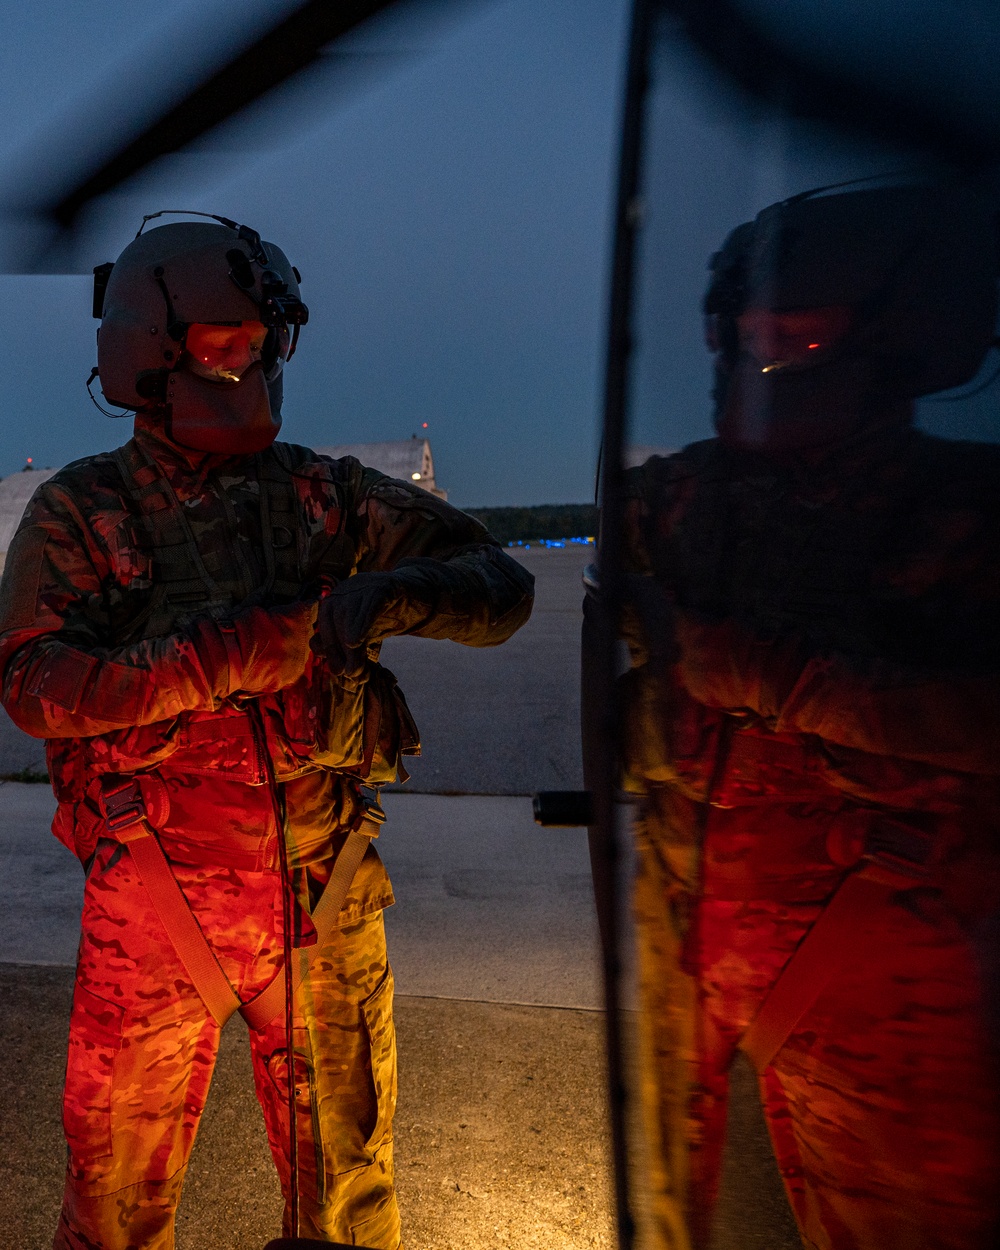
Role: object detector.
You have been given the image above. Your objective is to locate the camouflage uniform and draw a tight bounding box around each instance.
[0,418,533,1249]
[622,426,1000,1250]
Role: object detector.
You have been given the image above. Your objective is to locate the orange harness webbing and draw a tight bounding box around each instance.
[97,775,380,1030]
[738,856,931,1073]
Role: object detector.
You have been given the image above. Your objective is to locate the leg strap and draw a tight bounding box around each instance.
[240,823,377,1031]
[98,777,241,1026]
[96,776,379,1031]
[738,858,928,1074]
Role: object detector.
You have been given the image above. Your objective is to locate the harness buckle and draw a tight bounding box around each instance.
[356,786,386,835]
[98,777,148,838]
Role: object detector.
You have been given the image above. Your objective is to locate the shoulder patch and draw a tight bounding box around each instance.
[0,526,48,632]
[27,643,98,713]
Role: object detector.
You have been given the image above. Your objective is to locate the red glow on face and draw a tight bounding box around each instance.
[185,321,267,382]
[736,305,853,368]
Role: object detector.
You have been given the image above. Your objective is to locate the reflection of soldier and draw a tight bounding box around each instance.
[0,217,533,1249]
[621,186,1000,1250]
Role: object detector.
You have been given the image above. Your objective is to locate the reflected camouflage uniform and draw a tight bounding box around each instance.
[0,419,533,1249]
[621,426,1000,1250]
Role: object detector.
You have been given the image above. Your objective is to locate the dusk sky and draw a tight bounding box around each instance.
[1,0,998,507]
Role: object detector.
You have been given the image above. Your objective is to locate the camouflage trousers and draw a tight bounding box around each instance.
[54,838,400,1250]
[633,795,1000,1250]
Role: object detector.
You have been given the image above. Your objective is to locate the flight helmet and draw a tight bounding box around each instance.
[93,212,308,454]
[703,184,999,450]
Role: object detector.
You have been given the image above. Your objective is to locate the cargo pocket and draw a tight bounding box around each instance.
[361,967,397,1153]
[360,664,420,785]
[63,982,124,1166]
[264,1047,327,1203]
[350,1166,401,1249]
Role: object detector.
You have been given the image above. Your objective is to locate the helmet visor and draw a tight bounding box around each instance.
[184,320,290,383]
[733,305,853,373]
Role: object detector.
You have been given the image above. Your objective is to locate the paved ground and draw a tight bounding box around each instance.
[0,786,602,1008]
[2,964,615,1250]
[0,781,619,1250]
[0,706,46,776]
[0,783,796,1250]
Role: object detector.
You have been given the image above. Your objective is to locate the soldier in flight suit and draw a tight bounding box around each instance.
[0,216,533,1249]
[620,185,1000,1250]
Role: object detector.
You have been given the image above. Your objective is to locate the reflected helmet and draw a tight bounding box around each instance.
[703,184,999,449]
[94,215,308,454]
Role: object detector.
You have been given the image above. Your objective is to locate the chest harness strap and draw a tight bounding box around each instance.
[97,773,384,1029]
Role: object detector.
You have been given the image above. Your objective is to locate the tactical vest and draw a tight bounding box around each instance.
[100,438,418,785]
[110,437,317,637]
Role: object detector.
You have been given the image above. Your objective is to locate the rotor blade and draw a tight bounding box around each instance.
[658,0,1000,165]
[46,0,404,233]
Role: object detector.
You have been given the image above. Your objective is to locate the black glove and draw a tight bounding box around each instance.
[315,552,534,676]
[315,573,423,676]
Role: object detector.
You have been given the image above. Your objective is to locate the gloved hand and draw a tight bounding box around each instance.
[314,573,422,676]
[673,612,808,719]
[191,600,319,697]
[314,553,532,676]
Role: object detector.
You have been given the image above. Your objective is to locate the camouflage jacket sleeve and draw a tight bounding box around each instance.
[350,472,534,646]
[774,651,1000,775]
[675,613,1000,776]
[623,451,1000,777]
[0,480,221,738]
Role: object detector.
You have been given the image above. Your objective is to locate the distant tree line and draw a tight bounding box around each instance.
[465,503,599,544]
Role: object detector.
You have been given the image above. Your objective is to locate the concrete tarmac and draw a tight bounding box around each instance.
[0,788,797,1250]
[381,794,601,1008]
[0,785,602,1008]
[0,783,617,1250]
[1,964,615,1250]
